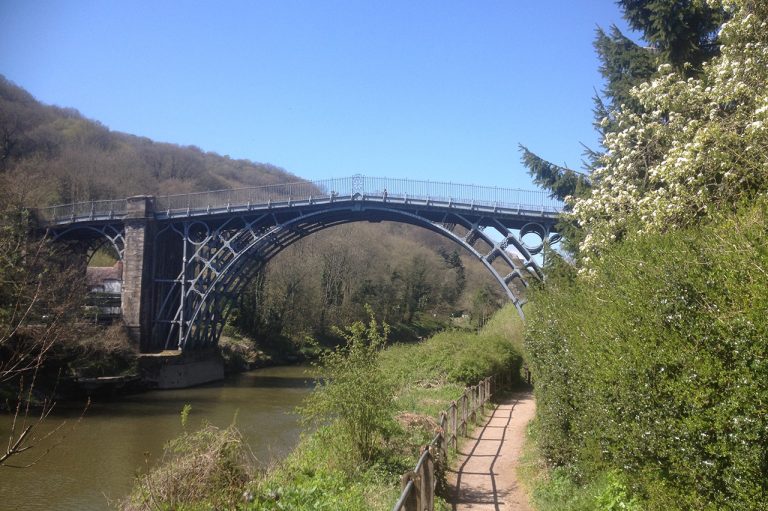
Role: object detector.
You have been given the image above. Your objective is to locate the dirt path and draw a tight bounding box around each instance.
[447,391,536,510]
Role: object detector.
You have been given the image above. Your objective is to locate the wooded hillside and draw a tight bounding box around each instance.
[0,75,298,206]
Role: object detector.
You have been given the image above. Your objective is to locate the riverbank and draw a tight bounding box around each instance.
[0,312,454,406]
[120,304,526,510]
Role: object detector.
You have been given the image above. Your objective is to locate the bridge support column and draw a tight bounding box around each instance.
[122,195,155,351]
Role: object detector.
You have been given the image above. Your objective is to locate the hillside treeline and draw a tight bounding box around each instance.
[0,75,298,206]
[521,1,767,510]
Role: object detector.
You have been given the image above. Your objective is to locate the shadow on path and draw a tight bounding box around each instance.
[447,392,534,511]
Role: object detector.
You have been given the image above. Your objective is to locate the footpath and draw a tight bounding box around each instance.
[447,390,536,510]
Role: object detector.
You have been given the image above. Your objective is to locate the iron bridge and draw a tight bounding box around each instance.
[35,175,562,353]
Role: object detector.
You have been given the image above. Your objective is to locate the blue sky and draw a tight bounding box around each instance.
[0,1,634,190]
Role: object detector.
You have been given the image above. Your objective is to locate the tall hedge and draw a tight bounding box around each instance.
[525,202,768,510]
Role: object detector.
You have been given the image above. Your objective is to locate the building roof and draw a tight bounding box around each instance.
[86,261,123,287]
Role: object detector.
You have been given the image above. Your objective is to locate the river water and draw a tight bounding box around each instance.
[0,365,313,511]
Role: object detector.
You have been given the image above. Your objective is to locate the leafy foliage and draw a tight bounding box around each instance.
[620,0,725,71]
[593,24,658,111]
[518,145,591,203]
[523,3,767,510]
[521,430,642,511]
[381,304,524,389]
[229,223,497,350]
[525,203,768,510]
[520,0,728,228]
[247,466,376,511]
[299,306,398,463]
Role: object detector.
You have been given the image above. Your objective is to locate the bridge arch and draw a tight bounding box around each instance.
[48,224,126,263]
[151,201,556,351]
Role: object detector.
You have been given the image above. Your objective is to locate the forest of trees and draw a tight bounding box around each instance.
[229,222,501,351]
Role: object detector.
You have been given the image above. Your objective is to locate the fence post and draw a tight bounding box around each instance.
[439,412,447,453]
[478,382,483,411]
[399,472,419,511]
[450,401,457,450]
[478,384,483,415]
[465,390,471,432]
[475,385,480,421]
[423,448,434,511]
[461,391,468,436]
[470,386,476,424]
[470,387,474,422]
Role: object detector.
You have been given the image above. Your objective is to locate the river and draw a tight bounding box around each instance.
[0,365,313,511]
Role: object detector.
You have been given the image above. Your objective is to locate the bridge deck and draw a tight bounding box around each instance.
[33,175,562,225]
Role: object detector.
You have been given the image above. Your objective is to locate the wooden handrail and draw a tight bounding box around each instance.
[391,369,515,511]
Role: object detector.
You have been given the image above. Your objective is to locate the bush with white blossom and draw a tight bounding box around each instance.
[571,0,768,260]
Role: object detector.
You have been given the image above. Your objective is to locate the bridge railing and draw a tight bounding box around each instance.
[34,175,563,224]
[154,179,330,213]
[360,176,558,211]
[154,175,562,215]
[35,199,128,224]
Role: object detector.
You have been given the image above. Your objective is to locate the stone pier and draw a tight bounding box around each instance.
[121,195,155,351]
[138,350,225,389]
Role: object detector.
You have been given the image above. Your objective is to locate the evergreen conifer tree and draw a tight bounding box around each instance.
[621,0,725,72]
[520,1,726,209]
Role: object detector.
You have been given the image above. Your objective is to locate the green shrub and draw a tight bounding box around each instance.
[248,467,371,511]
[299,306,399,463]
[521,421,641,511]
[122,409,254,511]
[532,467,641,511]
[525,202,768,510]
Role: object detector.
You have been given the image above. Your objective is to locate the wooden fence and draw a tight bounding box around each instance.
[391,369,518,511]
